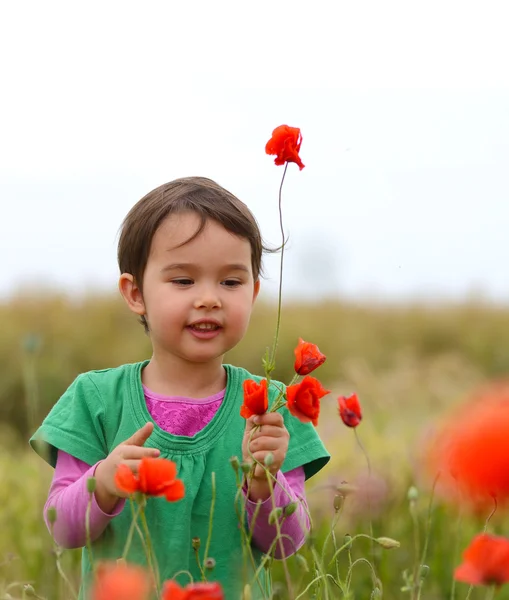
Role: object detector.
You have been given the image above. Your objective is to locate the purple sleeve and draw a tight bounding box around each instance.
[44,450,125,549]
[244,467,310,558]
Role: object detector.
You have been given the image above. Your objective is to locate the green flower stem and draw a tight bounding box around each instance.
[234,469,265,597]
[85,491,94,570]
[140,506,161,597]
[485,585,496,600]
[294,574,339,600]
[346,557,379,594]
[194,546,207,582]
[50,523,77,600]
[328,533,380,566]
[266,162,289,381]
[264,468,294,598]
[417,473,440,600]
[202,471,216,580]
[122,498,144,560]
[321,504,344,566]
[410,498,421,600]
[354,429,374,562]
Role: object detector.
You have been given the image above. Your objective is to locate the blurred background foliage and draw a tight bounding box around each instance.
[1,292,509,598]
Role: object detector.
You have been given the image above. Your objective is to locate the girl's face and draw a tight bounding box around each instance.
[137,211,259,365]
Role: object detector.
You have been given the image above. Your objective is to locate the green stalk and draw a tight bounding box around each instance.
[202,472,216,581]
[140,507,161,597]
[85,491,94,570]
[266,162,289,382]
[122,497,144,560]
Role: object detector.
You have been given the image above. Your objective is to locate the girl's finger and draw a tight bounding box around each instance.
[251,425,286,440]
[250,438,280,453]
[121,446,160,459]
[253,413,284,427]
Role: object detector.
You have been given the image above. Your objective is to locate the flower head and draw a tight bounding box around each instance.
[115,457,185,502]
[286,376,330,426]
[240,379,268,419]
[338,393,362,428]
[92,562,151,600]
[294,338,326,376]
[425,382,509,509]
[265,125,305,170]
[455,534,509,586]
[162,579,224,599]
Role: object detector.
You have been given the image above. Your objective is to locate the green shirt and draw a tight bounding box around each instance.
[30,361,330,599]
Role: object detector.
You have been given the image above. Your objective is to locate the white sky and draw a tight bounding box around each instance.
[1,0,508,302]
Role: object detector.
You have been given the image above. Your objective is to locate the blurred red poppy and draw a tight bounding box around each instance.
[265,125,305,170]
[426,381,509,509]
[338,393,362,428]
[92,562,151,600]
[240,379,268,418]
[286,376,330,426]
[162,579,224,599]
[455,533,509,586]
[294,338,326,376]
[115,457,185,502]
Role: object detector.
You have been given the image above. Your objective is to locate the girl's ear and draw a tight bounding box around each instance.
[252,279,261,304]
[119,273,146,316]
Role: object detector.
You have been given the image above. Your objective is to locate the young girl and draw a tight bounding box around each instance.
[30,177,330,599]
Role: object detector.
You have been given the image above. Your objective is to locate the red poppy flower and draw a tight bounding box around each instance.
[115,457,185,501]
[338,393,362,428]
[92,562,151,600]
[286,376,330,426]
[162,579,224,600]
[454,534,509,586]
[294,338,326,376]
[425,381,509,509]
[240,379,268,419]
[265,125,305,170]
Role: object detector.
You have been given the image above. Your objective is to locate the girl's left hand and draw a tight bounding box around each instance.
[242,412,289,499]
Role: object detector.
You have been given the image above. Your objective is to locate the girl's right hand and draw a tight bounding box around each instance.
[94,422,160,511]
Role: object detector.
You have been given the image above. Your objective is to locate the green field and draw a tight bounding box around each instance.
[1,293,508,599]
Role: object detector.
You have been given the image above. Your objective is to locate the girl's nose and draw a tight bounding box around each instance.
[193,287,222,309]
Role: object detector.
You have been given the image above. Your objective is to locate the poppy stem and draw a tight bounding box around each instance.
[416,472,440,600]
[267,162,288,379]
[122,497,144,560]
[353,429,375,563]
[85,490,94,571]
[140,506,161,597]
[203,471,216,581]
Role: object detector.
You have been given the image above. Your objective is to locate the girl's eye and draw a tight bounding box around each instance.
[172,279,194,286]
[222,279,242,287]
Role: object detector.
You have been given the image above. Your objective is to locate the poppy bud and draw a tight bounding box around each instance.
[420,564,430,580]
[204,557,216,570]
[241,462,252,475]
[407,486,419,503]
[375,537,400,550]
[192,537,201,550]
[268,507,283,525]
[87,477,96,494]
[46,506,57,524]
[344,534,353,549]
[242,584,252,600]
[264,453,274,467]
[23,585,36,597]
[229,456,240,473]
[333,494,343,512]
[283,502,298,517]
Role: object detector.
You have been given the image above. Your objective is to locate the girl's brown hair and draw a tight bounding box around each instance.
[118,176,268,329]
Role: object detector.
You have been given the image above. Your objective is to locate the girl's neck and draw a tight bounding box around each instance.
[141,354,227,399]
